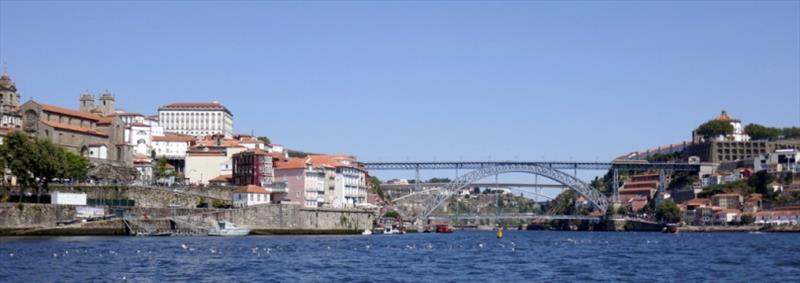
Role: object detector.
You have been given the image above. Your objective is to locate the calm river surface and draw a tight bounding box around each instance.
[1,231,799,282]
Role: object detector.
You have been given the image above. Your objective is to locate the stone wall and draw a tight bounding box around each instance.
[2,185,232,208]
[0,203,375,235]
[0,203,76,228]
[181,205,375,233]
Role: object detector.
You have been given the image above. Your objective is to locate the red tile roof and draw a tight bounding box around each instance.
[234,185,268,194]
[274,157,309,170]
[41,104,102,121]
[210,174,233,182]
[152,135,195,142]
[41,120,108,137]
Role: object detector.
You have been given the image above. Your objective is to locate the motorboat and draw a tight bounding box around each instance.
[362,229,373,235]
[208,221,251,236]
[435,225,453,233]
[383,226,402,235]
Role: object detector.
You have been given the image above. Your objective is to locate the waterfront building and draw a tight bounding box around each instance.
[232,149,276,187]
[753,210,800,225]
[158,101,233,138]
[714,209,741,225]
[273,155,367,208]
[232,185,270,208]
[274,157,327,207]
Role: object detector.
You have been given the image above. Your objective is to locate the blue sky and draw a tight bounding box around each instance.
[1,1,798,170]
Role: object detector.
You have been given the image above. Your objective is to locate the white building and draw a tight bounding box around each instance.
[125,122,153,157]
[755,149,800,173]
[333,163,368,209]
[51,192,87,206]
[710,111,750,142]
[185,147,228,185]
[86,144,108,159]
[152,135,194,159]
[233,185,270,208]
[158,101,233,138]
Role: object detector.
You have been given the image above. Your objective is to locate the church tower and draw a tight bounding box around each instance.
[79,90,95,113]
[0,70,20,113]
[98,89,115,115]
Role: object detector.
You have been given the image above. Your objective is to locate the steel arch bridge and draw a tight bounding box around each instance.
[419,163,610,220]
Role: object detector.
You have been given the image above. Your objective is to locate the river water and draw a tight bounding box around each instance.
[1,231,799,282]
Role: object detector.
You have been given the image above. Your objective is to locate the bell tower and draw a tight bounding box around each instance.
[99,89,115,115]
[0,69,20,113]
[79,90,95,113]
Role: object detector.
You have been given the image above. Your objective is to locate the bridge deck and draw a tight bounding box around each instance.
[363,161,701,171]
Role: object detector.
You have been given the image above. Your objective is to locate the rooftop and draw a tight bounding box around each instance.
[234,185,268,194]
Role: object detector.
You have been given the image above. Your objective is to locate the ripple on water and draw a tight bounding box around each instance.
[1,232,800,282]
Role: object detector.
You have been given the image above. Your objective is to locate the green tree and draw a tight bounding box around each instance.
[256,136,271,145]
[0,133,88,203]
[668,172,699,190]
[745,124,781,141]
[153,157,175,181]
[383,210,400,218]
[740,214,755,225]
[748,170,776,198]
[427,177,451,183]
[655,199,681,223]
[783,127,800,139]
[696,120,734,139]
[548,190,577,215]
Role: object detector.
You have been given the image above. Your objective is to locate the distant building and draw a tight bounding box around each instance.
[158,101,233,138]
[692,111,750,143]
[754,210,800,225]
[0,72,22,129]
[755,149,799,173]
[185,146,228,185]
[79,89,117,116]
[711,193,742,209]
[19,100,132,165]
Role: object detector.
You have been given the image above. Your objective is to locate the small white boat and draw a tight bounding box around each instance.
[208,221,251,236]
[383,226,402,235]
[362,229,372,235]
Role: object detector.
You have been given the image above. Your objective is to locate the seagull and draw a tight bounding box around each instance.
[209,248,216,254]
[181,244,188,250]
[478,243,484,249]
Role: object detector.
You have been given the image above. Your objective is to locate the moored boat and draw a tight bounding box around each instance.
[435,225,453,233]
[208,221,251,236]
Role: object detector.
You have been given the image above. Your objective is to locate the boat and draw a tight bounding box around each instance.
[383,226,402,235]
[208,221,251,236]
[435,224,453,233]
[663,224,679,234]
[362,229,373,235]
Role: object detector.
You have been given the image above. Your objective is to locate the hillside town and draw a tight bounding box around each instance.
[1,68,799,232]
[0,71,372,211]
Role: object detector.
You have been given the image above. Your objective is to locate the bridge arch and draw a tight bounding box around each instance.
[420,164,610,219]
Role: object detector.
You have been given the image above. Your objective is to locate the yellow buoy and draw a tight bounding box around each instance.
[496,227,504,239]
